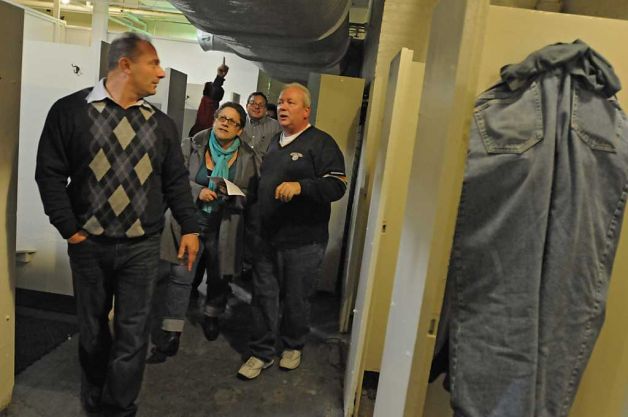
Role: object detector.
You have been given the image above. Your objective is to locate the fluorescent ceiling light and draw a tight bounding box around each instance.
[61,0,70,4]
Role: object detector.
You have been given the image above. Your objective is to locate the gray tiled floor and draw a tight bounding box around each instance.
[7,293,346,417]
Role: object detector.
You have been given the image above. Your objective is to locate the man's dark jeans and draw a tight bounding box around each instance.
[249,242,326,362]
[67,234,160,417]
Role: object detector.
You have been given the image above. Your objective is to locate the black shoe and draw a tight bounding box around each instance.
[80,385,102,413]
[146,347,169,364]
[146,331,180,364]
[160,330,181,356]
[202,317,220,341]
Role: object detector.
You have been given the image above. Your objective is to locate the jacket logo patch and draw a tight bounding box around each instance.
[290,152,304,161]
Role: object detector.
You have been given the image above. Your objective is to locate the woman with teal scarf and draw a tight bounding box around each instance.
[148,102,258,363]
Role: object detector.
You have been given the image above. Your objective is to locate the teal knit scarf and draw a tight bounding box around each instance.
[203,129,240,213]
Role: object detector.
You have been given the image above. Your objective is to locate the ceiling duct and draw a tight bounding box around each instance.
[169,0,352,81]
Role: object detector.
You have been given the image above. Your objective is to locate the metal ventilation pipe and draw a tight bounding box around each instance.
[171,0,352,81]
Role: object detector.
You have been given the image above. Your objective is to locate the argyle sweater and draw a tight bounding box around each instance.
[36,88,199,239]
[258,126,347,249]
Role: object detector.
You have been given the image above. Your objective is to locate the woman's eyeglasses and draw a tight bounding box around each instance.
[216,115,241,128]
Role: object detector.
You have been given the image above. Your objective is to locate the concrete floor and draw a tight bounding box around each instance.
[5,290,347,417]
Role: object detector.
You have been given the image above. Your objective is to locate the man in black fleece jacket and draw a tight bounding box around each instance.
[35,32,199,416]
[238,83,347,380]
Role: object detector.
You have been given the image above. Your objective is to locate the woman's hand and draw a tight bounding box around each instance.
[199,188,218,202]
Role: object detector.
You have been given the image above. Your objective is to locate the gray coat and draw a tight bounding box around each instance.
[160,129,258,278]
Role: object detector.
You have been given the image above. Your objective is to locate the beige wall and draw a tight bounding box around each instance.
[0,1,23,411]
[563,0,628,19]
[358,0,438,192]
[373,0,437,76]
[490,0,537,8]
[488,0,628,19]
[361,0,437,179]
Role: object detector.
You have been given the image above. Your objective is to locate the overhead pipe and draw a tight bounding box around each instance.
[172,0,353,82]
[169,0,350,42]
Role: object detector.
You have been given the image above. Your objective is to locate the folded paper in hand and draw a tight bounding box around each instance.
[208,177,245,197]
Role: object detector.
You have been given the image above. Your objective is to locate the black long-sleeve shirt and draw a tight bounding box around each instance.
[35,87,199,239]
[258,126,347,249]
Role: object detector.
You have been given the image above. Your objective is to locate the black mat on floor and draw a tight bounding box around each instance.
[15,314,78,375]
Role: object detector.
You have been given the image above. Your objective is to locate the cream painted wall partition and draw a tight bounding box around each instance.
[361,57,425,374]
[340,0,438,333]
[339,78,386,331]
[0,1,23,411]
[343,48,425,417]
[307,74,365,293]
[376,5,628,417]
[372,0,490,416]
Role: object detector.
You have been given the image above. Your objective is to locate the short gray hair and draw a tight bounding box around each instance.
[281,83,311,108]
[107,32,153,71]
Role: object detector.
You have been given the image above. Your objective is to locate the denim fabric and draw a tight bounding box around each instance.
[157,209,231,330]
[439,46,628,417]
[249,242,326,361]
[67,234,160,417]
[198,211,232,317]
[159,260,196,333]
[500,39,621,98]
[441,43,628,417]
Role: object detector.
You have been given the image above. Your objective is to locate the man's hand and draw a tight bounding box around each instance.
[275,182,301,202]
[67,230,89,244]
[178,233,199,271]
[199,187,218,202]
[217,57,229,77]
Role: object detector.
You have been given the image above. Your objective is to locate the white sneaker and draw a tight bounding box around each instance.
[237,356,274,380]
[279,349,302,370]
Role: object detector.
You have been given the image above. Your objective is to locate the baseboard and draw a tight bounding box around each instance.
[15,288,76,315]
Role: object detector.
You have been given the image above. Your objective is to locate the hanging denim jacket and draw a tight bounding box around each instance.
[432,40,628,417]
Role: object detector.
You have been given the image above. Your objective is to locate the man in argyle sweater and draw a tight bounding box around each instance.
[35,32,199,417]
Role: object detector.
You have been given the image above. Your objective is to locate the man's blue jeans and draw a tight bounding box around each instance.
[159,260,195,332]
[444,73,628,417]
[68,234,160,417]
[249,242,326,362]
